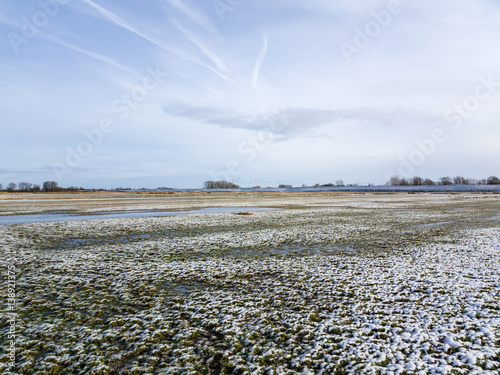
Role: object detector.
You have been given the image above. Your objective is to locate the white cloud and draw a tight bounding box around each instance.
[163,104,439,136]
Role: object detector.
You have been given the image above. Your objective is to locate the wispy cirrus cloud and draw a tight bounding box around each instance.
[42,33,136,74]
[252,34,268,89]
[162,0,218,35]
[80,0,188,59]
[169,18,227,72]
[79,0,243,89]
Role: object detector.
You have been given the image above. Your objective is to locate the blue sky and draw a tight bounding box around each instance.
[1,0,499,188]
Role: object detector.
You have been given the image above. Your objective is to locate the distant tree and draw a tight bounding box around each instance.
[6,182,17,192]
[387,176,410,186]
[313,183,320,188]
[439,176,452,185]
[18,182,33,192]
[32,184,41,192]
[423,178,436,186]
[278,184,292,188]
[335,180,345,186]
[204,180,240,189]
[388,176,400,186]
[43,181,59,192]
[0,183,2,191]
[411,176,423,186]
[487,176,500,185]
[321,183,334,187]
[453,176,470,185]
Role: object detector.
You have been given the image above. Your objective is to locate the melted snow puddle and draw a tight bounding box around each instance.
[269,244,360,256]
[319,201,376,206]
[413,220,460,228]
[253,244,360,257]
[0,207,276,225]
[55,232,172,249]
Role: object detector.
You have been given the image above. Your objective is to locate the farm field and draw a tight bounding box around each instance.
[1,192,499,374]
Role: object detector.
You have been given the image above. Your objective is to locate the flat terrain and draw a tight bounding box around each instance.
[1,192,499,374]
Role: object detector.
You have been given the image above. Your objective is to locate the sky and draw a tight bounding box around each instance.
[1,0,499,189]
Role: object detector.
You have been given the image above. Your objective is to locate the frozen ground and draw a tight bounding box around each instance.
[0,193,499,374]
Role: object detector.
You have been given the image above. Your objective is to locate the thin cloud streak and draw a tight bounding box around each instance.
[170,18,227,72]
[43,33,136,74]
[162,0,218,35]
[82,0,246,91]
[252,34,268,89]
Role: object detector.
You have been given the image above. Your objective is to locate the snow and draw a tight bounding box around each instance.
[1,193,499,374]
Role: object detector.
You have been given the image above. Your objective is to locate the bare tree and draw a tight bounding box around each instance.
[204,180,240,189]
[335,179,345,186]
[487,176,500,185]
[453,176,470,185]
[6,182,17,192]
[388,176,400,186]
[0,183,2,191]
[439,176,452,185]
[411,176,423,186]
[43,181,59,192]
[423,178,435,185]
[18,182,34,192]
[399,178,410,186]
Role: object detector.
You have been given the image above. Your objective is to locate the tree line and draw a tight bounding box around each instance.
[2,177,499,192]
[204,176,500,190]
[0,181,83,192]
[387,175,500,186]
[204,180,240,189]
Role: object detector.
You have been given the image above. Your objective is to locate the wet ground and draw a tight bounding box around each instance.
[0,207,275,225]
[1,192,499,374]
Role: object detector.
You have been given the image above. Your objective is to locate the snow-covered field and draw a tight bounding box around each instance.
[1,193,499,374]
